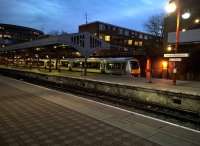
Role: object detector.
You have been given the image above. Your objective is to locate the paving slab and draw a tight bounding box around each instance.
[0,75,199,146]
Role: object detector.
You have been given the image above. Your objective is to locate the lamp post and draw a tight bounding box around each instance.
[166,0,181,85]
[166,0,191,85]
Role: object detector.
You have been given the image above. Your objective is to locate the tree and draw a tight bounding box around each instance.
[144,14,164,37]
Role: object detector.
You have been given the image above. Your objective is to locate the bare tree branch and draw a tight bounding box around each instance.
[144,14,164,37]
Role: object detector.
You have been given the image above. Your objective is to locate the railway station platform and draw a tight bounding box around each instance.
[0,65,200,116]
[0,75,199,146]
[1,65,200,96]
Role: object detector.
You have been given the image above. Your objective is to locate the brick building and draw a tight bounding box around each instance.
[79,21,163,77]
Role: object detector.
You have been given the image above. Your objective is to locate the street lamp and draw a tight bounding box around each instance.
[165,1,177,13]
[166,0,180,85]
[166,0,191,85]
[182,11,191,19]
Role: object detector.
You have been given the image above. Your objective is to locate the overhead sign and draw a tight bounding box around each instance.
[169,58,182,62]
[164,53,189,58]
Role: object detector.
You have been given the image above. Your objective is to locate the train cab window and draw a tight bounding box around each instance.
[130,61,139,69]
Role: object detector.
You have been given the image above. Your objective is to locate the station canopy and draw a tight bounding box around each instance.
[0,32,110,58]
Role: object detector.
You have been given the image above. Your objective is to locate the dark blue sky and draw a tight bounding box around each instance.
[0,0,167,33]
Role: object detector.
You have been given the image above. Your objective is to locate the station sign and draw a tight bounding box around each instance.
[169,58,182,62]
[164,53,189,58]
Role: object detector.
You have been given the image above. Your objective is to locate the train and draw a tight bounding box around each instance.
[6,57,141,76]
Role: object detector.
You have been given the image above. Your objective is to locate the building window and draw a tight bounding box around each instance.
[139,41,143,46]
[128,40,133,45]
[112,27,116,31]
[119,29,123,35]
[139,34,143,39]
[105,35,111,42]
[107,25,111,30]
[124,30,129,36]
[134,41,139,46]
[99,35,103,40]
[4,34,11,38]
[99,24,105,31]
[0,34,2,38]
[144,35,148,40]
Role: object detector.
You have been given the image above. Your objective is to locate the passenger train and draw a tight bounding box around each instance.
[60,57,140,76]
[9,57,141,76]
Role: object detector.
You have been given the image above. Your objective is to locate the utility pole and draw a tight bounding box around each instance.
[85,12,88,24]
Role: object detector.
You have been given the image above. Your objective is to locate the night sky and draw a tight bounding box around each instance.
[0,0,167,33]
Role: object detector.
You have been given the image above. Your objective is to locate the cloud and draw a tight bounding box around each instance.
[0,0,167,33]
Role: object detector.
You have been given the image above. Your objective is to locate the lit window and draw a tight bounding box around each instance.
[4,34,11,38]
[105,35,111,42]
[0,34,2,38]
[134,41,139,46]
[139,41,143,46]
[128,40,133,45]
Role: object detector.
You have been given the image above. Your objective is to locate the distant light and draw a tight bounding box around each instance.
[165,1,177,13]
[35,54,39,58]
[182,29,186,32]
[35,48,41,51]
[162,61,168,70]
[54,46,57,49]
[195,19,200,24]
[75,52,81,56]
[46,55,49,59]
[167,46,172,52]
[182,12,191,19]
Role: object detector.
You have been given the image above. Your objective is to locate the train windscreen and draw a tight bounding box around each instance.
[130,61,139,69]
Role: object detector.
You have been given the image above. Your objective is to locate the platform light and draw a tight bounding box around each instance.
[35,54,39,58]
[182,12,191,19]
[182,28,186,32]
[162,61,168,70]
[75,52,81,57]
[167,45,172,52]
[195,18,200,24]
[46,55,49,59]
[165,1,177,13]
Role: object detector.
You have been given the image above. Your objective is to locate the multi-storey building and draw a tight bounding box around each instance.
[79,21,163,76]
[164,0,200,80]
[0,23,44,48]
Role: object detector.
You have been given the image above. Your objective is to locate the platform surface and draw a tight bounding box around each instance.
[0,75,199,146]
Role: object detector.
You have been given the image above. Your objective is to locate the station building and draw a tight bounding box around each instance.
[79,21,163,77]
[164,0,200,80]
[0,23,44,48]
